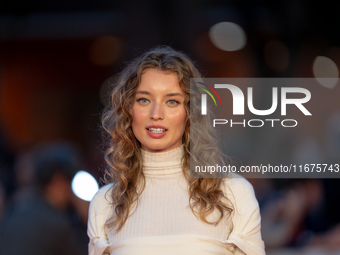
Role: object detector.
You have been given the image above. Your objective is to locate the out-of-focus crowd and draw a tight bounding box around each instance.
[0,137,90,255]
[250,177,340,255]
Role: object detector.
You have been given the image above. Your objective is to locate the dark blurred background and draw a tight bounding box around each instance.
[0,0,339,254]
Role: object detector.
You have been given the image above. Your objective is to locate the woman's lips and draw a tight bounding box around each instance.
[146,127,167,138]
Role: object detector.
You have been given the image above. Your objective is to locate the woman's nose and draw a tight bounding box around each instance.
[150,102,164,120]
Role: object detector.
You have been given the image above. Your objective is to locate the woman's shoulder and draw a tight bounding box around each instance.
[222,173,257,209]
[90,183,114,207]
[223,173,254,192]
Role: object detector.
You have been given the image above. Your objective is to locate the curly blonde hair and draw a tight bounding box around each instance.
[102,46,232,231]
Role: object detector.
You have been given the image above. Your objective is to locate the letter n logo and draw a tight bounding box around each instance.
[197,82,222,115]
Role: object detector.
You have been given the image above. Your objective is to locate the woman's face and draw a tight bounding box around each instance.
[132,68,187,153]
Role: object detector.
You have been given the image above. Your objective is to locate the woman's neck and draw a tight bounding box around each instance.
[141,144,184,175]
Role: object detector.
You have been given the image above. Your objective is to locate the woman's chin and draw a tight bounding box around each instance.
[141,142,180,153]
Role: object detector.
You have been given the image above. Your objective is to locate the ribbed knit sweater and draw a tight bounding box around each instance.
[87,145,265,255]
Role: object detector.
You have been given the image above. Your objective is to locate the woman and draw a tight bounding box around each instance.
[87,46,265,255]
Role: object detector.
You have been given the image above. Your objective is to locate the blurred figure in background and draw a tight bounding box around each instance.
[0,142,82,255]
[262,178,340,255]
[261,179,324,250]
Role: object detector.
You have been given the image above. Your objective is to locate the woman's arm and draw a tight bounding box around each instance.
[87,184,113,255]
[224,176,266,255]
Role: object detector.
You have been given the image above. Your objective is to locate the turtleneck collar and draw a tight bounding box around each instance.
[141,145,184,175]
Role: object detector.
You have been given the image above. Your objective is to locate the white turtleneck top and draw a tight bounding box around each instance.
[87,145,265,255]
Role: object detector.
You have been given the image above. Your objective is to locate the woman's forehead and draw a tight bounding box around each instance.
[137,69,183,93]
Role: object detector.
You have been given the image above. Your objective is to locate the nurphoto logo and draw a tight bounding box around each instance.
[198,81,312,128]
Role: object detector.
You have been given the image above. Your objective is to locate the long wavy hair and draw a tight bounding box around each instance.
[102,46,233,231]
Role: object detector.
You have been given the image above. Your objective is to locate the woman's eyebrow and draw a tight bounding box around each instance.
[165,92,184,97]
[135,91,184,97]
[135,90,150,95]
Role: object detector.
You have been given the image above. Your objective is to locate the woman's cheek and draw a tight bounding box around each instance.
[169,109,187,123]
[132,106,147,121]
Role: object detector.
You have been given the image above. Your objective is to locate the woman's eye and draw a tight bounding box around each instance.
[137,98,149,104]
[167,100,180,106]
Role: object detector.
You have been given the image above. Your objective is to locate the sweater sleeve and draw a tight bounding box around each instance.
[224,176,266,255]
[87,184,113,255]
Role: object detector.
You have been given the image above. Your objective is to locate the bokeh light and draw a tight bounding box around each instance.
[209,22,246,51]
[71,170,99,201]
[313,56,339,88]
